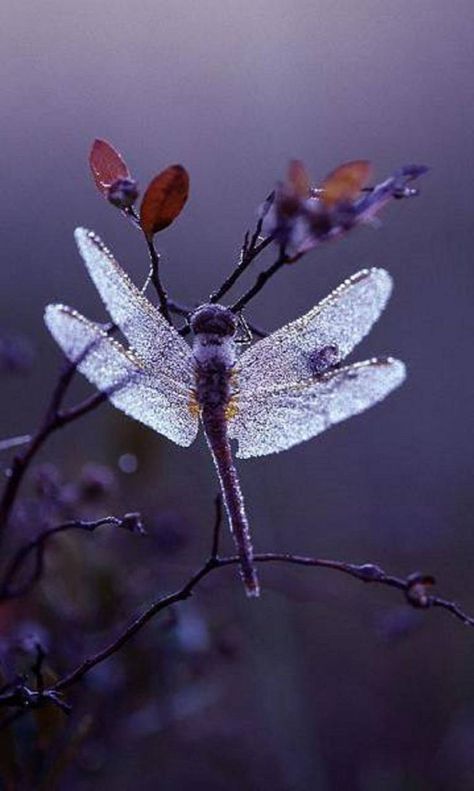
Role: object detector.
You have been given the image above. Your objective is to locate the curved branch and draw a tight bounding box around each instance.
[0,374,107,534]
[0,545,472,727]
[0,513,144,600]
[209,194,275,305]
[230,248,288,313]
[49,554,474,696]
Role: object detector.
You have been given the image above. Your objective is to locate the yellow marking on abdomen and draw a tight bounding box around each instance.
[225,397,239,421]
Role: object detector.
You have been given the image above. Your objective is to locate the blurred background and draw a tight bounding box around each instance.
[1,1,473,788]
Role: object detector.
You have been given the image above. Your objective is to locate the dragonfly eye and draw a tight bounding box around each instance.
[190,304,237,337]
[308,344,340,375]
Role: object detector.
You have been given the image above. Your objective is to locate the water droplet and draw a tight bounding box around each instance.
[118,453,138,474]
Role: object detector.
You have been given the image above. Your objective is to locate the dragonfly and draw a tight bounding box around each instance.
[45,229,405,597]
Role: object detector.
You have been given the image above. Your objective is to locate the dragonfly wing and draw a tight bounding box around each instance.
[228,357,405,458]
[44,304,198,446]
[237,268,393,389]
[74,228,194,387]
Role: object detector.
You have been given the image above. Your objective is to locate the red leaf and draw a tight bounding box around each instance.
[320,160,372,208]
[140,165,189,238]
[89,139,130,196]
[287,160,311,197]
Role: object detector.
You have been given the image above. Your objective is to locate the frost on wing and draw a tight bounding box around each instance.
[74,228,194,388]
[237,268,393,391]
[44,304,198,447]
[229,358,406,458]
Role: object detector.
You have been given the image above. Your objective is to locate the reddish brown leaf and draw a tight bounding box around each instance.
[89,139,130,196]
[140,165,189,238]
[320,160,372,208]
[287,160,311,198]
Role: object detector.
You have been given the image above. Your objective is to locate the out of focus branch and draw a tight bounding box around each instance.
[44,552,474,696]
[0,359,109,534]
[0,513,144,600]
[1,519,472,728]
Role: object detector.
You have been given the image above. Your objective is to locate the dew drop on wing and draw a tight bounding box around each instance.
[345,368,359,379]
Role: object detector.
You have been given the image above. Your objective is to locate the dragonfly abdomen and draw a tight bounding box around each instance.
[194,356,234,411]
[202,408,260,598]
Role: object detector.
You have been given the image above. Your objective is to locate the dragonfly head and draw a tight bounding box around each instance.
[190,304,237,338]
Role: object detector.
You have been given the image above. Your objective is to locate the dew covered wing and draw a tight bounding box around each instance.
[74,228,195,387]
[228,358,405,458]
[44,304,198,447]
[236,268,393,391]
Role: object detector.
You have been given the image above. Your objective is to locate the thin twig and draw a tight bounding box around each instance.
[0,224,163,535]
[53,559,216,693]
[123,204,173,324]
[0,514,142,600]
[0,548,472,726]
[209,193,275,304]
[31,642,46,694]
[0,434,32,453]
[145,237,172,325]
[231,248,288,313]
[0,385,107,534]
[52,553,472,693]
[210,235,274,304]
[168,299,193,318]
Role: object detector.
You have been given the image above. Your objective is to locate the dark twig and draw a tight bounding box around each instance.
[144,237,172,325]
[123,204,172,324]
[0,220,167,535]
[245,322,267,339]
[0,547,472,726]
[38,557,474,685]
[55,391,107,425]
[51,554,474,696]
[231,247,288,313]
[0,358,77,531]
[168,298,193,318]
[0,377,107,534]
[209,193,275,305]
[31,642,46,694]
[0,682,71,718]
[53,558,217,693]
[0,514,142,600]
[210,231,274,305]
[210,235,274,305]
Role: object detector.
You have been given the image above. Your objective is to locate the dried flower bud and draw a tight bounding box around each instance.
[79,463,116,501]
[405,572,436,608]
[120,512,146,535]
[107,178,139,209]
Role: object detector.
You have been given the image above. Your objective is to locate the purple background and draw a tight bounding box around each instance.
[1,1,474,787]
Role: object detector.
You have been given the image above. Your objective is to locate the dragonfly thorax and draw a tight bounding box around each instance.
[191,305,237,411]
[190,304,237,339]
